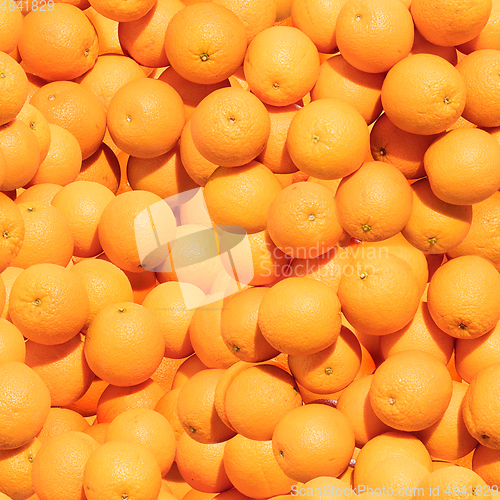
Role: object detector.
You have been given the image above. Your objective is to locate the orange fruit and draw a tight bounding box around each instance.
[410,27,459,65]
[96,379,166,423]
[0,318,25,364]
[25,123,82,188]
[190,87,271,167]
[267,182,343,259]
[84,302,165,387]
[243,26,320,107]
[0,267,22,321]
[177,368,237,444]
[221,287,280,363]
[410,0,492,47]
[127,143,198,198]
[35,407,90,444]
[155,387,185,442]
[76,143,121,194]
[427,255,500,339]
[258,276,342,356]
[18,4,99,81]
[335,0,414,73]
[379,301,454,366]
[212,0,276,44]
[457,0,500,53]
[290,0,347,54]
[463,362,500,449]
[15,184,62,206]
[455,321,500,383]
[0,437,42,500]
[286,98,369,180]
[311,54,385,125]
[15,102,51,165]
[105,408,176,476]
[0,9,23,55]
[32,431,99,500]
[0,361,50,450]
[161,462,192,500]
[107,78,185,158]
[0,193,24,273]
[171,354,210,389]
[83,440,162,500]
[9,263,89,345]
[369,113,437,180]
[370,349,453,432]
[456,49,500,127]
[164,3,247,85]
[223,364,302,441]
[97,189,173,273]
[335,161,413,242]
[142,281,205,359]
[176,433,233,493]
[255,103,300,175]
[416,466,487,500]
[414,381,479,462]
[401,178,473,254]
[52,181,114,258]
[30,80,106,160]
[381,54,467,135]
[472,445,500,487]
[89,0,156,22]
[84,6,123,56]
[189,299,241,369]
[353,431,433,488]
[288,325,362,394]
[26,334,94,407]
[25,73,47,104]
[117,0,184,69]
[75,54,147,114]
[223,435,296,498]
[0,51,28,127]
[446,191,500,271]
[71,258,134,332]
[0,119,40,191]
[203,162,281,234]
[336,375,393,448]
[158,68,231,122]
[425,129,500,206]
[65,376,109,418]
[150,356,187,392]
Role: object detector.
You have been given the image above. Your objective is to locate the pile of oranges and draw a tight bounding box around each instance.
[2,0,500,497]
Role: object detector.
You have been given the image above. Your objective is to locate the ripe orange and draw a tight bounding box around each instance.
[410,28,459,65]
[457,0,500,53]
[164,3,247,85]
[369,113,437,179]
[0,119,40,191]
[243,26,320,106]
[410,0,492,47]
[223,364,302,440]
[0,361,50,451]
[203,162,282,234]
[0,193,24,273]
[258,276,342,355]
[89,0,156,22]
[171,354,209,390]
[381,54,467,135]
[379,301,454,366]
[30,80,106,160]
[414,381,479,461]
[190,87,271,167]
[176,369,237,444]
[32,431,99,500]
[107,78,185,159]
[335,161,413,242]
[336,375,393,448]
[286,98,369,179]
[36,407,90,444]
[426,129,500,206]
[84,302,165,387]
[472,445,500,487]
[427,255,500,339]
[155,387,185,442]
[65,376,109,418]
[266,182,344,259]
[18,4,99,82]
[401,178,473,254]
[288,325,362,394]
[15,102,51,165]
[77,143,121,194]
[83,440,162,500]
[0,53,28,128]
[272,403,355,483]
[0,318,25,364]
[0,267,22,321]
[84,7,123,56]
[311,54,385,125]
[0,9,23,55]
[335,0,414,73]
[9,263,89,345]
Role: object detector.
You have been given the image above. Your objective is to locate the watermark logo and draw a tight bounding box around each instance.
[133,188,254,310]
